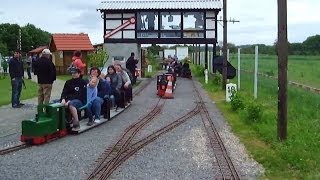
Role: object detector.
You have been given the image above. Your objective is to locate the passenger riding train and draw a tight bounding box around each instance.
[20,66,133,145]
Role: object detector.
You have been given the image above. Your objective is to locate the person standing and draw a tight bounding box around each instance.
[34,49,56,105]
[126,52,138,85]
[26,55,32,79]
[71,51,86,78]
[1,59,8,76]
[9,50,24,108]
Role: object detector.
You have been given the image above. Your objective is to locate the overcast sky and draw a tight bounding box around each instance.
[0,0,319,46]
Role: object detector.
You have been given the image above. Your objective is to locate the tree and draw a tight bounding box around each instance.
[0,42,9,56]
[87,48,109,68]
[303,35,320,55]
[0,23,51,56]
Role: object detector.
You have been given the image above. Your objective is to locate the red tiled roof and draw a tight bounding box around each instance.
[29,46,48,53]
[51,33,94,51]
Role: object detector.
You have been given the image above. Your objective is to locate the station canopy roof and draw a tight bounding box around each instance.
[97,0,222,11]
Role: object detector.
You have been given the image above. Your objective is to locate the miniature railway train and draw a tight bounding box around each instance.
[19,65,192,146]
[20,90,132,145]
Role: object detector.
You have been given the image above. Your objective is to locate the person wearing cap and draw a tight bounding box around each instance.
[34,49,56,105]
[9,50,24,108]
[60,68,88,131]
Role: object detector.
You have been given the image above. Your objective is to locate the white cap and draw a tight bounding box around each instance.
[42,49,52,55]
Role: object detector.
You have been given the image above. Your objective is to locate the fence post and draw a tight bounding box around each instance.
[237,48,241,90]
[205,69,208,84]
[227,49,230,61]
[254,46,259,99]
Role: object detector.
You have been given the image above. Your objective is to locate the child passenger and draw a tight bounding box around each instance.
[86,76,102,126]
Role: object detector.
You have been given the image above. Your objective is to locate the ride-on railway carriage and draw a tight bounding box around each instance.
[20,90,131,145]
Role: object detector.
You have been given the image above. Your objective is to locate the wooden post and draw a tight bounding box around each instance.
[103,11,106,43]
[222,0,227,90]
[277,0,288,141]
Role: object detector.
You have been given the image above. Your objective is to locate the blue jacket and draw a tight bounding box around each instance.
[9,58,24,79]
[87,85,97,103]
[97,79,111,99]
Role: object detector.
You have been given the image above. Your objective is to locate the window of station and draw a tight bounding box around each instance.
[183,12,204,30]
[137,32,158,38]
[160,12,181,30]
[137,12,159,30]
[161,32,181,38]
[183,32,204,38]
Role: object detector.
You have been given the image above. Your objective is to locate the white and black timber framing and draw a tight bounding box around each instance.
[99,7,221,69]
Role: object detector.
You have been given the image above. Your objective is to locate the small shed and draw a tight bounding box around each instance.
[49,33,94,75]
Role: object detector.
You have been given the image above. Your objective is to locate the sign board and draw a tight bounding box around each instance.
[164,49,176,59]
[176,47,188,61]
[226,83,237,102]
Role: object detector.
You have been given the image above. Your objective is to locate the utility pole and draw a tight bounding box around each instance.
[18,28,22,51]
[222,0,227,90]
[277,0,288,141]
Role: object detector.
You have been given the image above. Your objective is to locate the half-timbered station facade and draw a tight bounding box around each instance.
[97,0,222,69]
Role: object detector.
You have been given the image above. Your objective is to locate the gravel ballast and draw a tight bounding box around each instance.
[0,77,264,179]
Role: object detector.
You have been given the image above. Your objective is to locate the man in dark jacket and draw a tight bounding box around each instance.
[60,68,87,131]
[9,50,24,108]
[126,52,138,85]
[34,49,56,105]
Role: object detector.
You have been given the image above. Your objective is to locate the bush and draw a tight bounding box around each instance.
[246,100,263,122]
[212,73,222,85]
[193,65,205,77]
[230,91,244,111]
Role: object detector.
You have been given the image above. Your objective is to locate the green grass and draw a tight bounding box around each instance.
[56,75,71,81]
[191,64,320,179]
[229,54,320,88]
[0,76,38,106]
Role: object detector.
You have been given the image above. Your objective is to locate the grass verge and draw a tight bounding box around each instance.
[0,76,38,106]
[191,64,320,179]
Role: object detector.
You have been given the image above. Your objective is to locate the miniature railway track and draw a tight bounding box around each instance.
[0,142,29,156]
[193,81,240,179]
[87,98,165,179]
[93,104,201,180]
[88,79,240,179]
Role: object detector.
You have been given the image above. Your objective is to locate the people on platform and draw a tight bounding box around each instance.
[9,50,24,108]
[33,49,56,105]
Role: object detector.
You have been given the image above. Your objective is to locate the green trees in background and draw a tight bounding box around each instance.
[87,48,109,68]
[224,35,320,55]
[0,23,51,56]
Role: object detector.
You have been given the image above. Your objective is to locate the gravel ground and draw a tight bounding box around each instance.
[0,77,264,180]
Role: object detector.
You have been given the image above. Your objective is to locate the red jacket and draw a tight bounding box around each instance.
[72,56,86,75]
